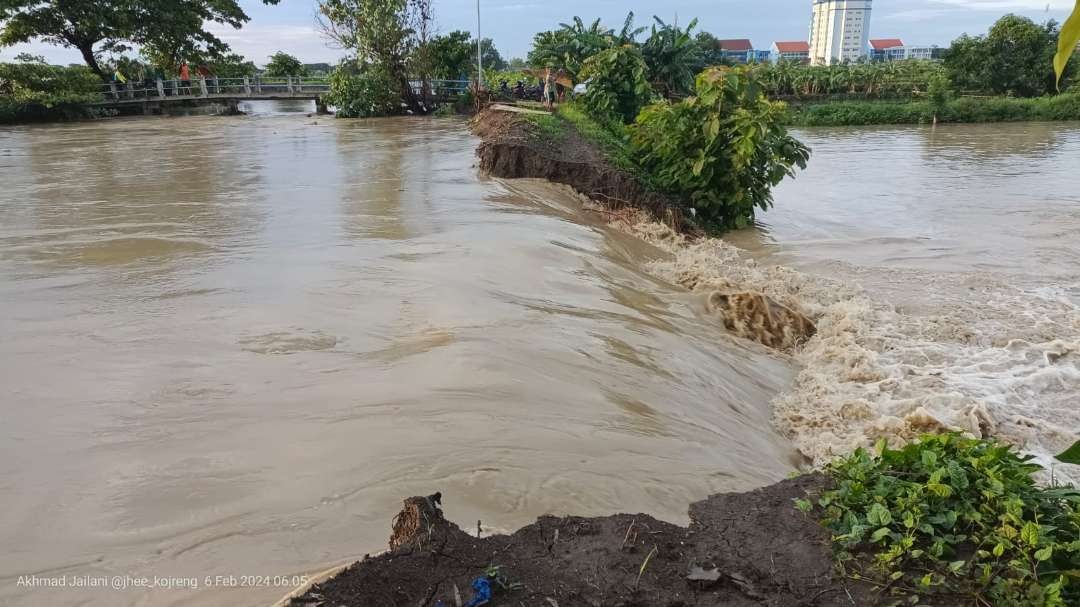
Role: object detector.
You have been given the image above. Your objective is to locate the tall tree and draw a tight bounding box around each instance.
[0,0,279,80]
[945,14,1070,96]
[317,0,432,112]
[422,30,472,79]
[264,51,307,77]
[479,38,505,71]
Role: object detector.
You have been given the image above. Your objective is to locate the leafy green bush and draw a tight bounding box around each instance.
[631,66,809,230]
[326,65,400,118]
[578,45,652,124]
[0,61,102,123]
[804,434,1080,606]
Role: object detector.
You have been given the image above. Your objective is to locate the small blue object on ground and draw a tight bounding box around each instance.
[463,576,492,607]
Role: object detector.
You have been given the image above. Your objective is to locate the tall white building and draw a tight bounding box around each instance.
[809,0,872,65]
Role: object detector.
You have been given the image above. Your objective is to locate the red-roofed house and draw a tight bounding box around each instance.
[869,38,905,61]
[717,39,753,52]
[771,41,810,63]
[715,39,758,63]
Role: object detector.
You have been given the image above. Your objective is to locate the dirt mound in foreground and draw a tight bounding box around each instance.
[472,108,690,232]
[288,474,874,606]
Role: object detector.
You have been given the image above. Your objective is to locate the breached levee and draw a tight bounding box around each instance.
[473,106,1080,479]
[622,218,1080,476]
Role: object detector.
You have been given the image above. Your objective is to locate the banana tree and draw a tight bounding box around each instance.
[1056,0,1080,87]
[641,16,702,98]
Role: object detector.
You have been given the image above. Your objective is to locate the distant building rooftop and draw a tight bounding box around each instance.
[869,38,905,50]
[774,41,810,53]
[717,39,754,52]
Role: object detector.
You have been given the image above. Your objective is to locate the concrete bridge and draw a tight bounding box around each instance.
[94,76,331,115]
[94,77,470,115]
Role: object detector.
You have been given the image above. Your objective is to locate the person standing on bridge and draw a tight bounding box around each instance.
[178,62,191,96]
[112,67,127,97]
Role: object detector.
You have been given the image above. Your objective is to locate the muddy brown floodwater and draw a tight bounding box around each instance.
[0,113,797,607]
[1,111,1078,607]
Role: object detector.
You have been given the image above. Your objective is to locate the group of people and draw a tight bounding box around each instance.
[109,62,214,96]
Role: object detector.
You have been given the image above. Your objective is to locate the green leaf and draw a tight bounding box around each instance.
[921,449,938,468]
[691,156,705,176]
[867,503,893,526]
[927,482,953,498]
[903,511,915,529]
[1034,546,1053,561]
[871,527,892,542]
[1056,1,1080,88]
[1056,440,1080,465]
[1021,522,1040,547]
[794,498,812,513]
[948,560,965,573]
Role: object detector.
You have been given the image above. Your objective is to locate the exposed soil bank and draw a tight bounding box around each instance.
[288,475,874,606]
[472,107,692,232]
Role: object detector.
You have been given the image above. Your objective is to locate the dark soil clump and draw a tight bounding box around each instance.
[289,474,875,606]
[472,108,693,233]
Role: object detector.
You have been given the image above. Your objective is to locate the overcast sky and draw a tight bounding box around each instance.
[1,0,1074,67]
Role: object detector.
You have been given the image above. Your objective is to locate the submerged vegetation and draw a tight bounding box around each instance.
[803,434,1080,606]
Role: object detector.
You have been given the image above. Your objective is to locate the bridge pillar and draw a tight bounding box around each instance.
[156,79,165,99]
[315,96,330,115]
[199,78,208,98]
[255,78,262,94]
[108,82,117,100]
[287,76,294,94]
[244,77,251,95]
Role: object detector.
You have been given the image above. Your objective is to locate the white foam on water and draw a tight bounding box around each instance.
[617,216,1080,481]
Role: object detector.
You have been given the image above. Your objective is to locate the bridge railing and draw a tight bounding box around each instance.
[99,77,471,104]
[101,76,330,101]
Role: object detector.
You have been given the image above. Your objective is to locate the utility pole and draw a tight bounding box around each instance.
[476,0,483,89]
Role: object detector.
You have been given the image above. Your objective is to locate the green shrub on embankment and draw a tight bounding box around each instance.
[798,434,1080,606]
[0,61,103,123]
[788,93,1080,127]
[524,65,807,233]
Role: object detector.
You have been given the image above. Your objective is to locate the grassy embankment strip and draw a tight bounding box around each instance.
[522,103,663,193]
[788,93,1080,127]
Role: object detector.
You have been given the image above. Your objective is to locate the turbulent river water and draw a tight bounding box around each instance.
[0,104,1077,606]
